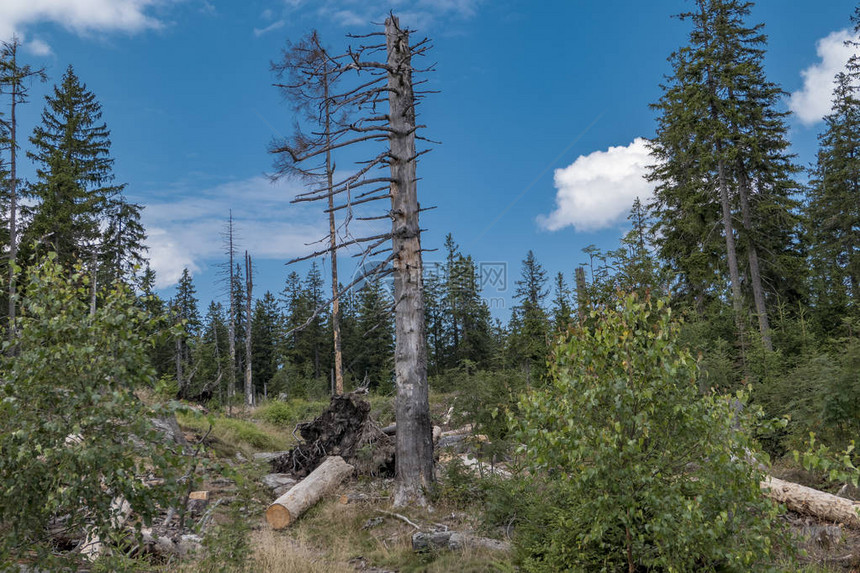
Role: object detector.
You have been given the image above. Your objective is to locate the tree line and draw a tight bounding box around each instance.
[0,0,857,461]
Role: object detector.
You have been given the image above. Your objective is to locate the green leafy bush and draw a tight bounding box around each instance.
[512,294,786,572]
[0,255,184,568]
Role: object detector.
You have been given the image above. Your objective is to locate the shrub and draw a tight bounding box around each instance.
[512,294,786,572]
[0,255,184,568]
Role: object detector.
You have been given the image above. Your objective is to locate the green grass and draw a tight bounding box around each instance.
[255,399,330,428]
[176,410,290,456]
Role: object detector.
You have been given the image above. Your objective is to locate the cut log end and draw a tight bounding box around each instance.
[265,504,293,530]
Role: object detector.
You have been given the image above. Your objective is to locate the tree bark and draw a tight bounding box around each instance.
[244,251,254,407]
[323,68,345,396]
[574,266,588,323]
[761,476,860,528]
[386,15,434,508]
[265,455,354,529]
[226,213,237,415]
[7,44,18,339]
[737,170,773,351]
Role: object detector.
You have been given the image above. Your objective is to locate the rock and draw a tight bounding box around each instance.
[235,452,247,462]
[262,473,297,496]
[412,531,510,553]
[150,416,188,446]
[800,524,842,549]
[254,451,291,463]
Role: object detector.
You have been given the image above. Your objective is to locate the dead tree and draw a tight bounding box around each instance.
[221,213,239,415]
[270,15,435,506]
[271,31,347,395]
[0,37,46,340]
[244,251,254,407]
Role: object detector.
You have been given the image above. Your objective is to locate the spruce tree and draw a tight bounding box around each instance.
[354,277,394,389]
[510,250,549,380]
[551,272,573,332]
[453,254,493,369]
[172,268,200,397]
[24,66,144,279]
[649,0,802,352]
[808,70,860,333]
[423,264,446,376]
[251,292,280,399]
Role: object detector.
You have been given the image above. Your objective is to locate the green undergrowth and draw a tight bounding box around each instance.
[176,410,290,456]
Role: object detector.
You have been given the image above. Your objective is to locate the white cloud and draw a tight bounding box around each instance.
[139,175,331,288]
[24,38,52,56]
[253,19,285,37]
[789,29,858,126]
[538,138,655,233]
[0,0,166,42]
[273,0,482,30]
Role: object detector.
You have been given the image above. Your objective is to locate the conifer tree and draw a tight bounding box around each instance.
[649,0,802,352]
[354,277,394,389]
[196,301,229,403]
[0,37,45,334]
[808,69,860,333]
[452,254,493,369]
[24,66,144,279]
[172,268,200,397]
[251,292,280,399]
[511,250,549,380]
[423,264,446,376]
[551,272,573,332]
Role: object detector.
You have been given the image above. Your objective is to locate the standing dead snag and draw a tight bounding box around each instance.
[270,15,436,506]
[244,251,254,407]
[384,15,434,507]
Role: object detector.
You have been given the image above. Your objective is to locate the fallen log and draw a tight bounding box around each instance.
[412,531,510,553]
[79,496,132,561]
[440,424,473,437]
[762,476,860,528]
[138,528,202,557]
[266,456,354,529]
[380,424,442,443]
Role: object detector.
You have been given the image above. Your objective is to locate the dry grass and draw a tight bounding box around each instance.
[249,529,355,573]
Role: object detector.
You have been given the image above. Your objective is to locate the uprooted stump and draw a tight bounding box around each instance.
[271,391,394,478]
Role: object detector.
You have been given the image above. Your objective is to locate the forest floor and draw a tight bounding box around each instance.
[127,393,860,573]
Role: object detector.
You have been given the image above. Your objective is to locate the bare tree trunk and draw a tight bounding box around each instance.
[244,251,254,407]
[737,171,772,351]
[8,55,18,338]
[175,334,183,394]
[717,150,746,359]
[89,252,98,317]
[574,266,588,323]
[387,15,434,507]
[226,213,237,416]
[324,71,345,396]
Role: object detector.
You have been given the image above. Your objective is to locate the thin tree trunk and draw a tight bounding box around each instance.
[89,252,98,317]
[324,70,345,396]
[574,266,588,323]
[213,314,223,405]
[175,334,183,394]
[387,15,434,507]
[737,170,772,351]
[717,152,746,343]
[227,213,237,416]
[8,52,18,339]
[244,251,254,407]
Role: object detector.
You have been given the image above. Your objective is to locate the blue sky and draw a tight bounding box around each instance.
[1,0,857,318]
